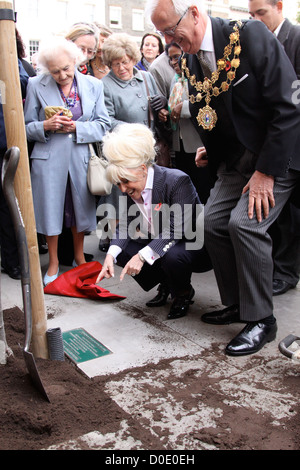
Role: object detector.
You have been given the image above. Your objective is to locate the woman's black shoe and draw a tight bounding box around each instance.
[1,265,21,280]
[99,238,110,252]
[146,284,170,307]
[167,286,195,319]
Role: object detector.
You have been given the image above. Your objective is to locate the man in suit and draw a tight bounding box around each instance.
[149,51,175,99]
[248,0,300,297]
[97,122,211,320]
[147,0,300,355]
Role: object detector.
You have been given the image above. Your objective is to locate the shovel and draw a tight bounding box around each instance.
[2,147,50,402]
[278,334,300,362]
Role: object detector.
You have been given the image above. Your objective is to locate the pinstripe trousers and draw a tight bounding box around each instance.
[204,151,299,321]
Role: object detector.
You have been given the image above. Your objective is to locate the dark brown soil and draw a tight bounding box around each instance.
[0,307,299,452]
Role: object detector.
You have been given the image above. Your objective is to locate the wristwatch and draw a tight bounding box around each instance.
[138,252,146,263]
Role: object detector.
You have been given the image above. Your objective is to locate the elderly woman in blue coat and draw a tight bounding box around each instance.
[24,37,111,286]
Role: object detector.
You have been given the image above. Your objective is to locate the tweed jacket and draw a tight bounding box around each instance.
[184,17,300,177]
[24,69,111,235]
[110,165,202,257]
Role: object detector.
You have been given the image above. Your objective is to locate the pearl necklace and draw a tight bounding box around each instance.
[92,59,107,74]
[58,78,77,108]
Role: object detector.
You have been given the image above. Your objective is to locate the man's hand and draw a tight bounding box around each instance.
[242,170,275,222]
[195,146,208,168]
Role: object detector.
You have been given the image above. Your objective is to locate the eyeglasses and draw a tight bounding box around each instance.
[158,8,189,38]
[168,54,182,65]
[79,46,96,56]
[111,59,132,69]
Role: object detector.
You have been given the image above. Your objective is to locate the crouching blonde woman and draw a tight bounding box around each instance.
[96,123,211,320]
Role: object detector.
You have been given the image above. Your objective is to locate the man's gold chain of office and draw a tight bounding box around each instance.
[181,20,242,131]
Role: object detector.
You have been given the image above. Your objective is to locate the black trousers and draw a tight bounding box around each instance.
[0,148,19,269]
[175,140,214,204]
[116,238,212,296]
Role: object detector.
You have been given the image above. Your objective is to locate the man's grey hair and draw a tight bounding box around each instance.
[145,0,205,21]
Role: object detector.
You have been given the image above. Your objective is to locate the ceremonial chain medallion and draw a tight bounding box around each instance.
[181,21,242,130]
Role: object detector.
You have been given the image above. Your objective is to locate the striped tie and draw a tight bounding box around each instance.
[197,50,213,79]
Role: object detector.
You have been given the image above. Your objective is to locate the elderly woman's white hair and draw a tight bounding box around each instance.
[37,37,85,74]
[102,123,156,184]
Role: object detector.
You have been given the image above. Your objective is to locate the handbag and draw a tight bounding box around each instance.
[143,73,171,168]
[87,143,112,196]
[168,76,186,130]
[44,106,73,133]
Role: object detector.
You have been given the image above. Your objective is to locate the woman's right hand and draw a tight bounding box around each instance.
[170,102,183,123]
[43,111,72,132]
[96,254,115,283]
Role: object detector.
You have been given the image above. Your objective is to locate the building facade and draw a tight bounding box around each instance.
[13,0,298,62]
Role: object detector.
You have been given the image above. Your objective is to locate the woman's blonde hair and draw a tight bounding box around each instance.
[65,22,99,49]
[102,123,156,184]
[102,33,141,68]
[37,37,85,74]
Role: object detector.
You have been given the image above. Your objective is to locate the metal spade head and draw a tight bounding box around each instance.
[2,147,50,402]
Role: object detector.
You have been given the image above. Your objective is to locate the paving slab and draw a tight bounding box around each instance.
[1,231,300,451]
[1,231,299,376]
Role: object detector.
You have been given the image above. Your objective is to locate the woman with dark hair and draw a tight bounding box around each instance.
[136,32,164,71]
[15,28,36,77]
[88,23,113,79]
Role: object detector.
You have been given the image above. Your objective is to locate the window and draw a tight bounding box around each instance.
[109,6,122,29]
[29,40,40,58]
[132,9,144,32]
[28,0,39,18]
[85,3,96,22]
[56,0,69,20]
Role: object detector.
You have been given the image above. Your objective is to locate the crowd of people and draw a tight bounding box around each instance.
[0,0,299,357]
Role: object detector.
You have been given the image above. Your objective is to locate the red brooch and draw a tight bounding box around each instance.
[225,60,231,71]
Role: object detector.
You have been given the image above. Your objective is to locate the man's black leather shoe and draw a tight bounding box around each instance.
[1,265,21,280]
[167,287,195,319]
[273,279,296,296]
[146,284,170,307]
[201,304,243,325]
[225,321,277,356]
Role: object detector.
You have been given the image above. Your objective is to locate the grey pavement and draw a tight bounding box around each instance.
[1,230,300,450]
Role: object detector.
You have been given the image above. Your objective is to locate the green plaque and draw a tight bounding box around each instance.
[62,328,112,363]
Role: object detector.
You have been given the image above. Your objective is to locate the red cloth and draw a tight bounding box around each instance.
[44,261,125,300]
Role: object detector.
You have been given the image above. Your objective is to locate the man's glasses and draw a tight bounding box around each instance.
[157,8,189,38]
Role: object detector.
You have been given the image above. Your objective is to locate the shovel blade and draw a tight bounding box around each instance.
[23,351,50,402]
